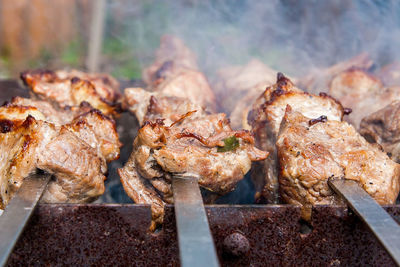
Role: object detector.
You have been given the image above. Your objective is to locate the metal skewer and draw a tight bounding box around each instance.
[0,173,51,267]
[328,178,400,266]
[172,175,220,267]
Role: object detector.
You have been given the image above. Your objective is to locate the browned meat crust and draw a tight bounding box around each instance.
[277,107,400,221]
[20,69,122,116]
[360,100,400,163]
[3,97,121,162]
[0,97,121,209]
[248,73,344,204]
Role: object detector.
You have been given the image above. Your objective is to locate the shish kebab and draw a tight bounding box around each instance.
[119,35,268,266]
[215,53,400,264]
[0,70,122,266]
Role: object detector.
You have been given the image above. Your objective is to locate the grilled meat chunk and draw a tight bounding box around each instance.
[0,111,107,209]
[213,59,278,128]
[119,110,268,228]
[298,53,374,93]
[20,69,122,116]
[277,107,400,220]
[248,73,344,203]
[141,35,216,112]
[0,93,121,209]
[360,100,400,163]
[329,69,400,128]
[5,97,120,162]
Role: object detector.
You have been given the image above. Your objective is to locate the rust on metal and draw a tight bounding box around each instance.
[6,204,399,266]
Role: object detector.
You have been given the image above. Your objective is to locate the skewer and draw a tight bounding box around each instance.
[0,173,51,267]
[329,178,400,266]
[172,174,220,267]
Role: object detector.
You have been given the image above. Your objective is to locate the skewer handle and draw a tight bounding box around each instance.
[329,178,400,266]
[172,176,220,267]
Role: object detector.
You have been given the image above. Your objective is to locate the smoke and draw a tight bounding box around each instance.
[102,0,400,203]
[104,0,400,79]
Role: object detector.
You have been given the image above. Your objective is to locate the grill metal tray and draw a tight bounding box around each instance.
[7,204,400,266]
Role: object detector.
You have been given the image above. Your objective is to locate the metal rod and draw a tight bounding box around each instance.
[0,173,51,267]
[172,175,220,267]
[329,178,400,266]
[86,0,106,72]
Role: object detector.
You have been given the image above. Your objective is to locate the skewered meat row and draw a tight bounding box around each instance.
[246,70,400,220]
[0,71,121,209]
[248,73,345,204]
[119,36,268,229]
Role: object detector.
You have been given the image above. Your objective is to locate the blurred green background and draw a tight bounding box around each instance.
[1,0,400,80]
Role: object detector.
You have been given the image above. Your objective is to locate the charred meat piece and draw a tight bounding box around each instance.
[360,100,400,163]
[0,94,121,209]
[277,107,400,220]
[4,97,121,162]
[0,110,106,209]
[119,110,268,229]
[248,73,344,204]
[329,69,400,128]
[20,69,122,116]
[213,59,278,127]
[141,35,216,112]
[298,53,374,93]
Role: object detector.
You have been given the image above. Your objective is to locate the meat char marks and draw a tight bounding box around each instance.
[0,71,121,209]
[248,73,344,204]
[20,69,122,116]
[119,36,268,230]
[277,107,400,220]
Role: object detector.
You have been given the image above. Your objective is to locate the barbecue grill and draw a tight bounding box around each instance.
[1,79,399,267]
